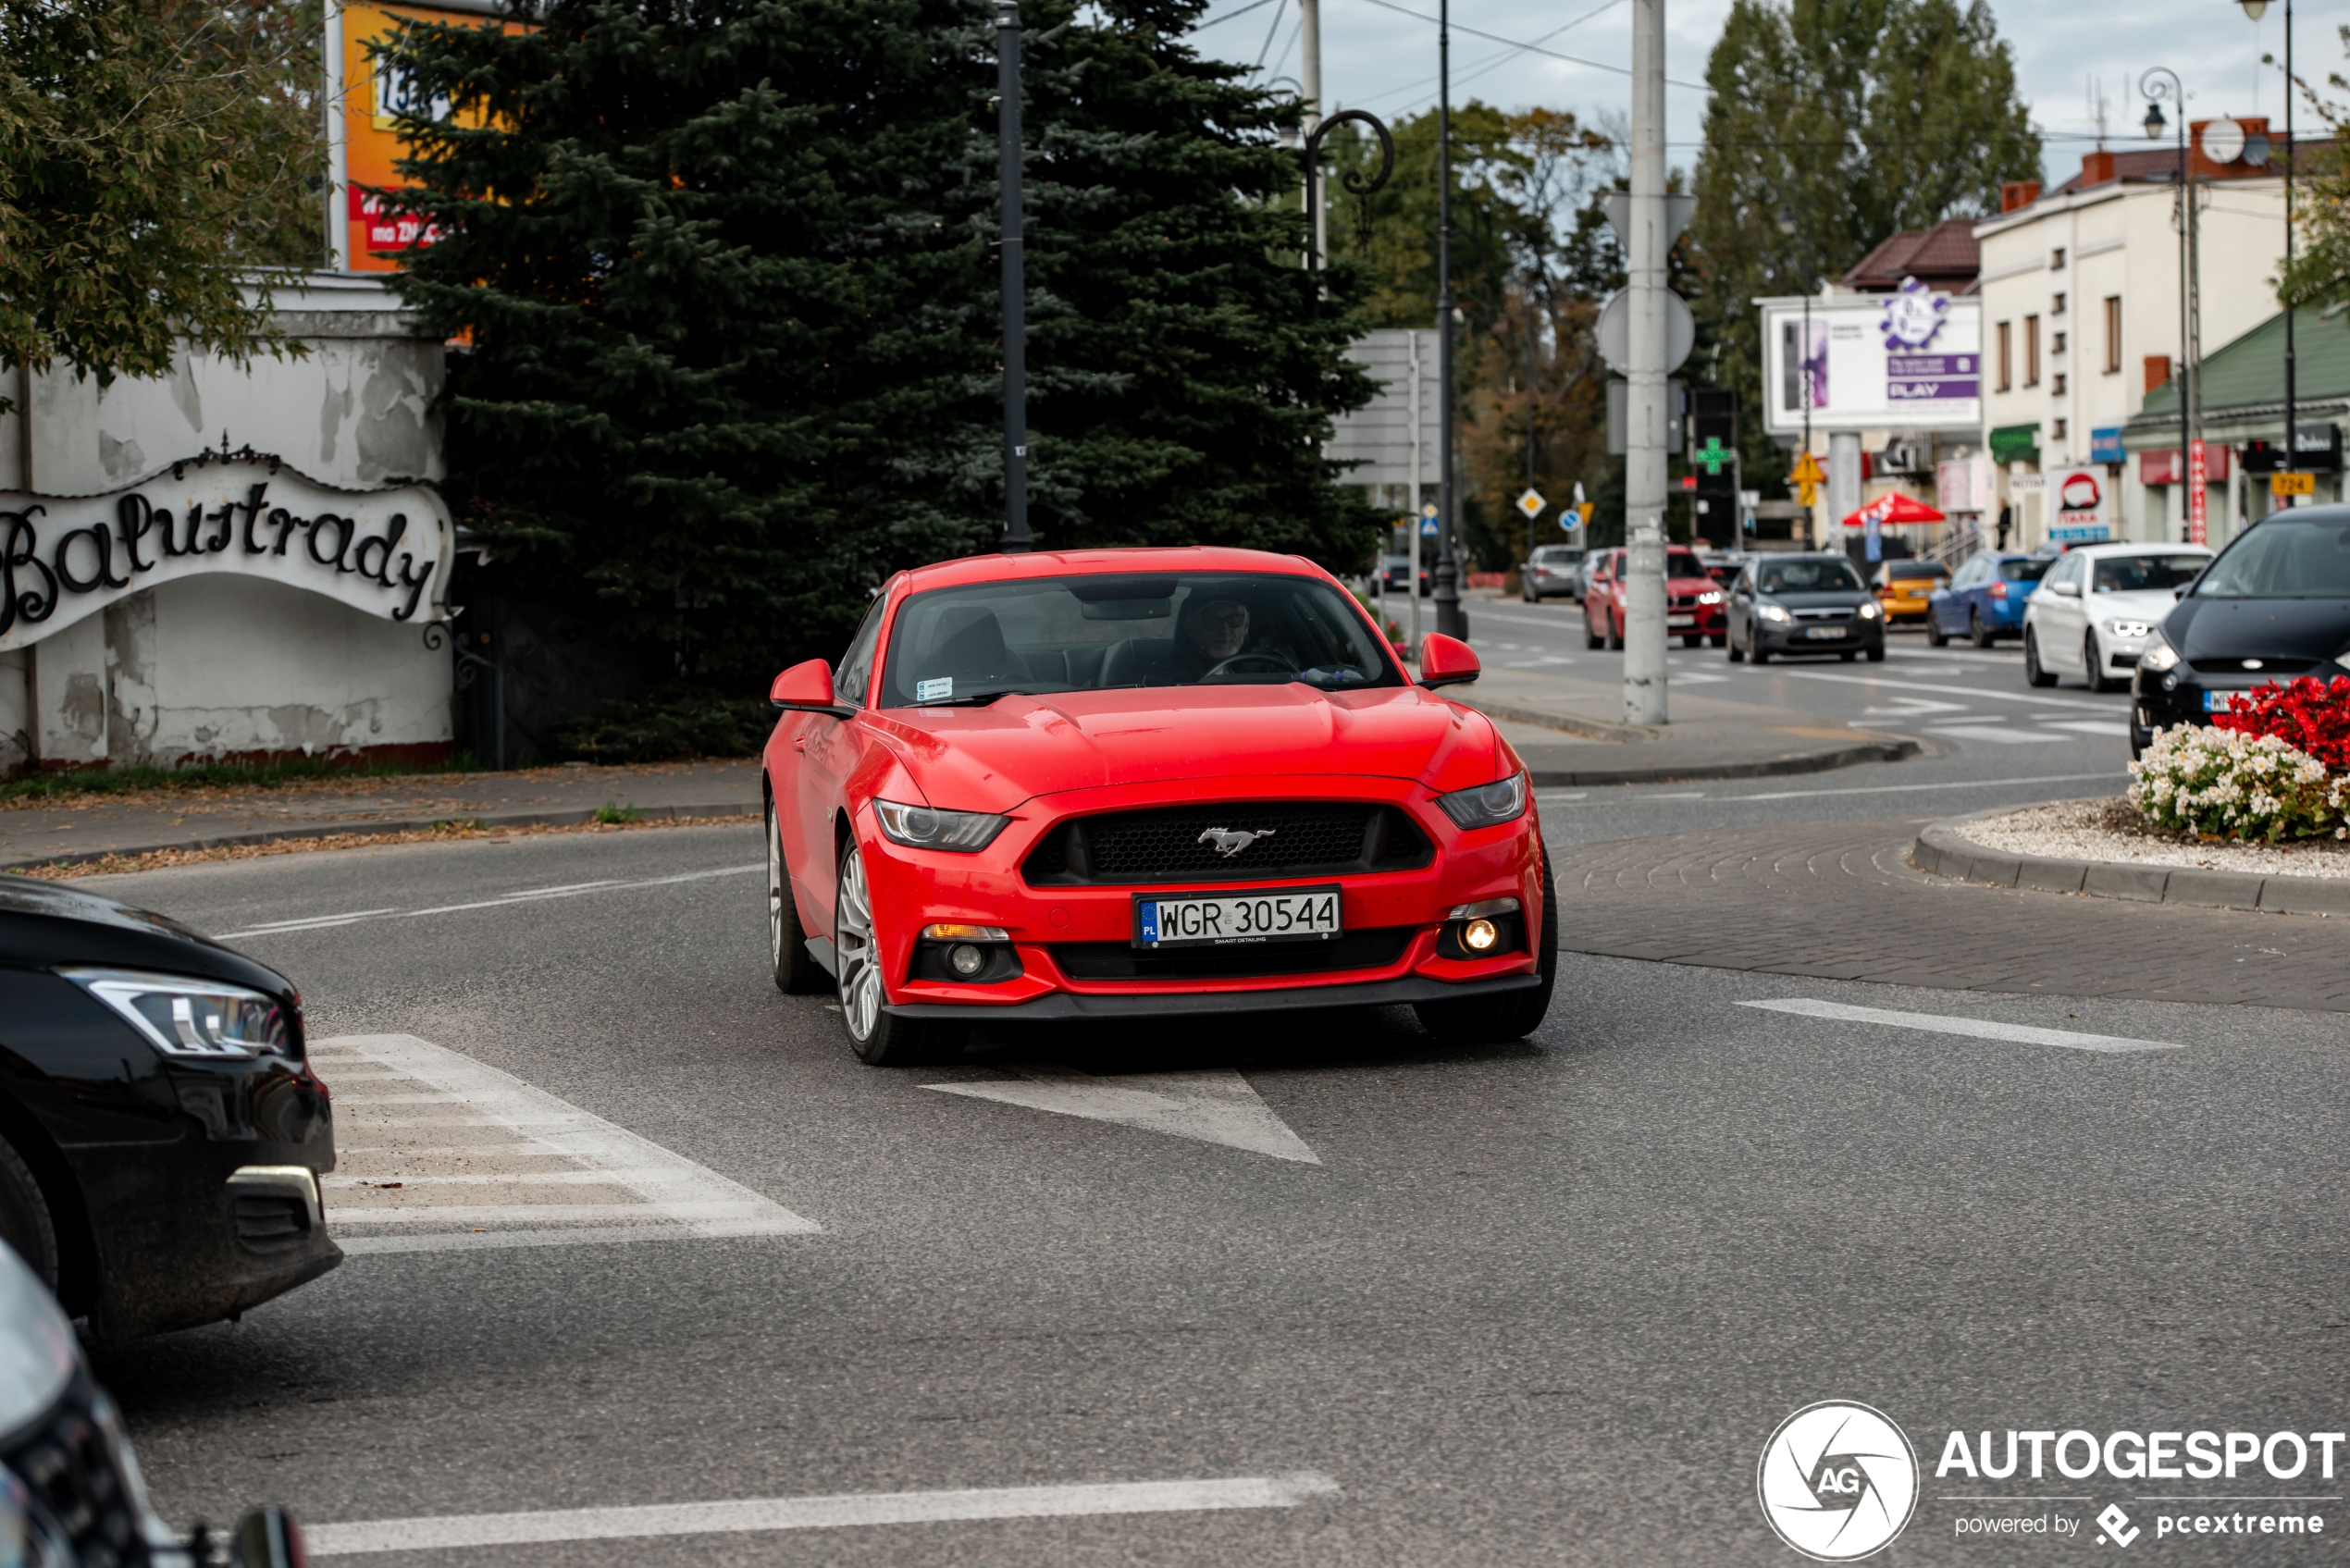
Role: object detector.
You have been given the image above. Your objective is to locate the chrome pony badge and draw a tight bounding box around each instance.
[1197,827,1276,858]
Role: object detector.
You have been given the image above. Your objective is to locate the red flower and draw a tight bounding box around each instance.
[2212,675,2350,771]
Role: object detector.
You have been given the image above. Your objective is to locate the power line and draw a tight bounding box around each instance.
[1193,0,1278,31]
[1352,0,1626,108]
[1342,0,1711,91]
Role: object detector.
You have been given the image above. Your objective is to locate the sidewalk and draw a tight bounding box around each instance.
[1459,667,1919,785]
[1,760,762,872]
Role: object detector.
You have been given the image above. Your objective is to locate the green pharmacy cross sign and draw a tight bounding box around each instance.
[1694,436,1732,477]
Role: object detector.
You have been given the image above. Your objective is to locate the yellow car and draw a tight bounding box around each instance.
[1871,560,1949,624]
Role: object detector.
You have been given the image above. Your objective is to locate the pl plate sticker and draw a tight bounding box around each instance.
[916,677,953,702]
[1758,1401,1919,1561]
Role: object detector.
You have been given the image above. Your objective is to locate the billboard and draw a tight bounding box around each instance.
[2048,465,2110,542]
[1757,280,1983,436]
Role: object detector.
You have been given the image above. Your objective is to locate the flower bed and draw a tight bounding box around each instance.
[2130,677,2350,842]
[1965,797,2350,878]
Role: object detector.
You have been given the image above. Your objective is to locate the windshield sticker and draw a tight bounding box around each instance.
[916,677,953,702]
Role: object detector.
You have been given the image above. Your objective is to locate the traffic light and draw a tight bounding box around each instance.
[1689,389,1738,547]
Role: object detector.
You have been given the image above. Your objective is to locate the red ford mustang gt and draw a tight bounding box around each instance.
[762,547,1554,1064]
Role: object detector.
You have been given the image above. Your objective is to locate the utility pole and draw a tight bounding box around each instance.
[997,0,1031,551]
[2142,69,2189,540]
[1432,0,1466,640]
[1620,0,1668,724]
[1301,0,1324,268]
[2283,0,2296,485]
[1409,329,1425,653]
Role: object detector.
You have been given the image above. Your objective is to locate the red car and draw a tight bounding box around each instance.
[763,548,1554,1065]
[1581,547,1728,649]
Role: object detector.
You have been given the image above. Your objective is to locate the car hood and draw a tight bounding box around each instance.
[2083,588,2183,623]
[2166,597,2350,666]
[0,875,293,990]
[869,685,1504,811]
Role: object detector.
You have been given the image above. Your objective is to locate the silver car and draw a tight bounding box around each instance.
[2021,542,2212,692]
[1522,546,1587,602]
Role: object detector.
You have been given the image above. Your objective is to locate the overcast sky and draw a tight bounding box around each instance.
[1188,0,2319,186]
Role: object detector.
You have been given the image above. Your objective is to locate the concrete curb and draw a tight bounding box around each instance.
[1911,806,2350,916]
[1464,698,1656,744]
[1525,736,1921,788]
[1,800,760,874]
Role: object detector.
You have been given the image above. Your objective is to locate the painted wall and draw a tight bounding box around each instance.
[0,274,452,773]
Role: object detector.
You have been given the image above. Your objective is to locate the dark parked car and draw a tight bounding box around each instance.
[2133,506,2350,757]
[0,877,337,1338]
[1926,550,2049,647]
[1521,546,1586,602]
[1725,553,1886,663]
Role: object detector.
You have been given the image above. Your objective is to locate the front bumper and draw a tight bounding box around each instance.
[852,777,1544,1017]
[1754,617,1883,653]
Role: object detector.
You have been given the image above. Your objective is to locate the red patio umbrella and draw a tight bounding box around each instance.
[1840,492,1946,528]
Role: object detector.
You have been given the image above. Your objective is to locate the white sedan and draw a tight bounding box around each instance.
[2022,541,2212,692]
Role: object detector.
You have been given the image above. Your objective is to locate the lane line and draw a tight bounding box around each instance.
[214,863,761,939]
[1738,998,2182,1054]
[1770,669,2123,712]
[303,1473,1344,1555]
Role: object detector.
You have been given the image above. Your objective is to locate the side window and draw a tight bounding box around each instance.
[835,589,890,707]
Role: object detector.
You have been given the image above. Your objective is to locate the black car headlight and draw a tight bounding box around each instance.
[1436,772,1528,830]
[872,799,1011,852]
[59,969,293,1060]
[2138,632,2181,673]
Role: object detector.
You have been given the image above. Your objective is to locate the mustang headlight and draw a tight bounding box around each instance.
[60,969,293,1060]
[1436,772,1528,830]
[1756,603,1792,623]
[872,798,1010,852]
[2138,632,2181,673]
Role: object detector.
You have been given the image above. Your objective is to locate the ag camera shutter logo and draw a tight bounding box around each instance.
[1758,1401,1920,1561]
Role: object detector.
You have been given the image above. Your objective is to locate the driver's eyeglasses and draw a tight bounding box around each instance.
[1198,610,1249,630]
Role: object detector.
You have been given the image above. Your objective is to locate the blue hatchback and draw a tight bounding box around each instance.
[1926,551,2053,648]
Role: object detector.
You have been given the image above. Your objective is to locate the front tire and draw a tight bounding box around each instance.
[2023,627,2058,687]
[1414,848,1558,1045]
[1726,636,1746,663]
[1607,616,1625,651]
[1925,615,1948,648]
[2084,632,2122,693]
[1970,609,1994,649]
[768,800,828,995]
[0,1137,58,1290]
[835,843,967,1067]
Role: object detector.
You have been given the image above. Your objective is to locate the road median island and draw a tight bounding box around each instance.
[1458,667,1922,786]
[1913,803,2350,917]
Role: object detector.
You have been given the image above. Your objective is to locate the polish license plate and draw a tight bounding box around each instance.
[2205,690,2239,712]
[1134,886,1342,948]
[1804,625,1848,639]
[1667,614,1695,627]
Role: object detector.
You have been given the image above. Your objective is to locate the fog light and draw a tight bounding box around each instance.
[1463,918,1498,952]
[947,943,985,977]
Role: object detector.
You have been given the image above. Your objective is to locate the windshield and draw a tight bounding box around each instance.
[1666,551,1707,578]
[2194,518,2350,599]
[1998,558,2052,583]
[1758,559,1863,593]
[1886,562,1947,581]
[2093,553,2207,593]
[878,573,1404,705]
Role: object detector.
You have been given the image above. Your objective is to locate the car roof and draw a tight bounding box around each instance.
[896,546,1332,593]
[2063,541,2211,556]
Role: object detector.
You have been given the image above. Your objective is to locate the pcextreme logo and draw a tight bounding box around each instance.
[1758,1401,1921,1562]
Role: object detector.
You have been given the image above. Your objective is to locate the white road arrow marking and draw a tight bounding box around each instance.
[923,1067,1321,1164]
[1739,999,2182,1054]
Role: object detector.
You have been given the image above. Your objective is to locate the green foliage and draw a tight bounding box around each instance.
[552,686,776,763]
[0,0,323,413]
[385,0,1382,685]
[591,801,643,823]
[1684,0,2040,489]
[0,753,478,802]
[2279,26,2350,315]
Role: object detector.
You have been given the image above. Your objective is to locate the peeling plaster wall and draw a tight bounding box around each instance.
[138,576,449,761]
[8,274,454,771]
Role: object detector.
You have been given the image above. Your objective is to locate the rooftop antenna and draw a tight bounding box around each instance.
[2088,75,2112,151]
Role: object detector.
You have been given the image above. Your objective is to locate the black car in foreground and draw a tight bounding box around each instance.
[0,877,337,1338]
[1724,551,1886,663]
[2133,505,2350,757]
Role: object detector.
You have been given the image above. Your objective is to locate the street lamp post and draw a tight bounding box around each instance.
[2238,0,2294,481]
[1300,110,1395,273]
[2142,71,2195,541]
[1432,0,1466,640]
[1775,205,1815,547]
[996,0,1031,552]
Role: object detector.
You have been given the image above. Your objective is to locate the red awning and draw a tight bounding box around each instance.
[1840,492,1948,527]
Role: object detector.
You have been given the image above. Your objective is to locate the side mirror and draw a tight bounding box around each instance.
[771,659,855,718]
[1418,634,1480,689]
[2050,579,2081,598]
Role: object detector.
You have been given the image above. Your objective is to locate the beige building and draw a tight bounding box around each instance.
[1973,122,2299,549]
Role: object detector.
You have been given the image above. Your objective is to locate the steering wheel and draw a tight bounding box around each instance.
[1202,650,1299,681]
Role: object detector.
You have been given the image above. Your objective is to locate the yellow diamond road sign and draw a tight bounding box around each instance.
[1516,488,1546,520]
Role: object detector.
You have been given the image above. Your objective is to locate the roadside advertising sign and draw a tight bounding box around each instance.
[2048,466,2110,542]
[2187,439,2208,546]
[1757,279,1983,436]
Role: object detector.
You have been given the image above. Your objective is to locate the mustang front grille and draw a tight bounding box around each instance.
[1022,803,1432,886]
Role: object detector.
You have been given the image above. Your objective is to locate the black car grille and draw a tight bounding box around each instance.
[1052,927,1415,981]
[2186,657,2319,676]
[1024,803,1432,886]
[4,1374,150,1568]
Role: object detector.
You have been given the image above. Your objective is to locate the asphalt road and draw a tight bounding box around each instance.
[80,805,2350,1565]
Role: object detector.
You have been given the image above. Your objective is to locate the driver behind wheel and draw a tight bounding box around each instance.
[1146,594,1259,683]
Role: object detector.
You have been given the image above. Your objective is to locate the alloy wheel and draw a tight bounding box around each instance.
[835,846,884,1043]
[766,806,785,970]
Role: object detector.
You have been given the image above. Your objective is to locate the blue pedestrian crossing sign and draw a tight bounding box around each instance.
[1419,504,1440,538]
